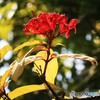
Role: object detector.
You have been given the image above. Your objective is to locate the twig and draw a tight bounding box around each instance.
[1,90,11,100]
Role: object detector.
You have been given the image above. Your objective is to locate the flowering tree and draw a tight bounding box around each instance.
[0,11,98,100]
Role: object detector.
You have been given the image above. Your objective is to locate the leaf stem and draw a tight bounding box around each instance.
[42,38,51,78]
[2,90,11,100]
[41,37,66,100]
[44,79,59,99]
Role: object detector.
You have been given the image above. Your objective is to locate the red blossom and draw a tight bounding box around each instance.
[24,11,77,39]
[69,19,77,33]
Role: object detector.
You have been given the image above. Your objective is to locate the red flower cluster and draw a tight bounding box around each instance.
[24,12,77,39]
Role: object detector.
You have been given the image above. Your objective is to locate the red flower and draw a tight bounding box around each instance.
[58,19,77,38]
[24,11,77,39]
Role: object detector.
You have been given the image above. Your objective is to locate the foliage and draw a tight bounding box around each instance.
[0,0,100,100]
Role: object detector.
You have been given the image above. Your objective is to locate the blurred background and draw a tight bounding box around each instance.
[0,0,100,100]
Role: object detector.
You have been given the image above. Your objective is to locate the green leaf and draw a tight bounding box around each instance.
[13,40,47,52]
[0,25,13,40]
[0,45,12,60]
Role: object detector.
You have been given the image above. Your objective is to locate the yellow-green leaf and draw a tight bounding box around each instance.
[52,53,98,65]
[51,43,65,47]
[13,40,47,52]
[0,69,11,89]
[0,45,12,60]
[7,83,63,99]
[17,49,24,58]
[34,49,58,84]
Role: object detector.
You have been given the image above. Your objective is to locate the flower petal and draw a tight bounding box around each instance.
[69,19,77,33]
[24,12,77,38]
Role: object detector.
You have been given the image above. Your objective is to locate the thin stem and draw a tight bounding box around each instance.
[41,35,66,100]
[44,79,59,99]
[42,49,50,78]
[56,32,66,38]
[2,90,11,100]
[40,36,59,99]
[34,61,59,99]
[42,37,51,77]
[34,62,42,75]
